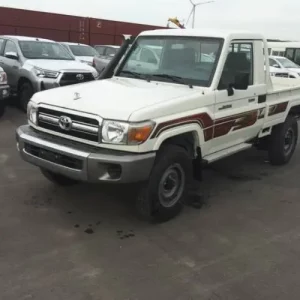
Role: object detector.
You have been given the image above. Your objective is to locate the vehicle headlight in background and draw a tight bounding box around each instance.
[33,67,59,79]
[270,72,276,76]
[102,120,155,145]
[27,101,38,125]
[0,71,7,84]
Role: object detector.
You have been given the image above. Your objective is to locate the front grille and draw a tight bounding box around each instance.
[59,72,94,86]
[275,73,289,78]
[24,143,83,170]
[37,107,99,142]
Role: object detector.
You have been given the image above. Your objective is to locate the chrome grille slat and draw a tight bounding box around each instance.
[37,108,100,142]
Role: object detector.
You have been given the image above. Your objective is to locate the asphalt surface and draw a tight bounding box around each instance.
[1,106,300,300]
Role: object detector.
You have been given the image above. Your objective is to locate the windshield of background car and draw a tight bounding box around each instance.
[19,41,74,60]
[69,45,98,57]
[277,57,300,69]
[116,36,223,87]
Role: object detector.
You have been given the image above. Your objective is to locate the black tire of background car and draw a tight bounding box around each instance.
[19,82,34,113]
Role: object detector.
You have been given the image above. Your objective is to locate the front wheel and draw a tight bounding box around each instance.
[268,115,298,165]
[40,168,79,186]
[136,145,192,223]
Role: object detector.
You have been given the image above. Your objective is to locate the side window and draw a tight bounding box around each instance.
[0,39,4,55]
[140,48,157,64]
[4,40,18,55]
[105,47,117,56]
[95,46,105,55]
[218,42,253,90]
[269,58,278,67]
[286,48,294,61]
[294,49,300,65]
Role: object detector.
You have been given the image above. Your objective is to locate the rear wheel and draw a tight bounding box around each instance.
[136,145,192,223]
[268,115,298,165]
[40,168,79,186]
[19,82,34,112]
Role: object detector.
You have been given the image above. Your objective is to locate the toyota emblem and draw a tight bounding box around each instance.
[58,115,72,131]
[76,74,84,81]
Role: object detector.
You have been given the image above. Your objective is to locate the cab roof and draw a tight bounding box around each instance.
[61,42,91,46]
[139,29,264,40]
[0,35,54,42]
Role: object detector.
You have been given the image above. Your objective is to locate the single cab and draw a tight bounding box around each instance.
[16,29,300,222]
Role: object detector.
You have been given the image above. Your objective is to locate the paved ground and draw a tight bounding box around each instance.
[1,106,300,300]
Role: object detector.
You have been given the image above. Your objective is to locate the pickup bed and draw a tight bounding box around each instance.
[16,29,300,222]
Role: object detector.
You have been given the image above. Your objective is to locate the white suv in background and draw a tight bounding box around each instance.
[269,55,300,78]
[60,42,99,66]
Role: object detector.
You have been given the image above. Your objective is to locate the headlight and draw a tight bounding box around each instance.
[33,67,59,79]
[270,72,276,76]
[92,70,99,79]
[0,71,7,84]
[27,101,38,125]
[102,120,155,145]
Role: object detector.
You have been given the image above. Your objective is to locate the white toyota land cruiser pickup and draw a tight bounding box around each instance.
[16,29,300,222]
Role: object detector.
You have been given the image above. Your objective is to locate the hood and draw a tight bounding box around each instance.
[25,59,95,72]
[75,56,94,65]
[269,66,289,73]
[33,77,199,121]
[287,67,300,73]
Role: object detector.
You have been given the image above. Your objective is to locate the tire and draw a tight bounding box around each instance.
[136,144,193,223]
[19,82,34,112]
[0,101,5,118]
[268,115,298,165]
[40,168,78,186]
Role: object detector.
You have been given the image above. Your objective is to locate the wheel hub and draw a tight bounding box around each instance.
[284,127,295,155]
[158,163,185,208]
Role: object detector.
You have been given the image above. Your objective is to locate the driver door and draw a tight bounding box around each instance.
[1,39,21,90]
[210,41,263,154]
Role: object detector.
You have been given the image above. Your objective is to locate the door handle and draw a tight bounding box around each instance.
[248,98,255,103]
[218,104,232,110]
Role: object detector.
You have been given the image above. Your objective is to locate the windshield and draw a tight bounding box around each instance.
[69,45,98,57]
[277,57,300,69]
[116,36,222,87]
[19,41,74,60]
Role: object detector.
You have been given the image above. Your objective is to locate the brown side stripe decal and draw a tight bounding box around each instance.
[151,106,269,141]
[268,102,288,116]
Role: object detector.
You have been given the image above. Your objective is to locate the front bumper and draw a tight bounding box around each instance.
[0,85,10,100]
[16,125,156,183]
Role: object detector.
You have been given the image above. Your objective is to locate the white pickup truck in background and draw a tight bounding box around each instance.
[16,29,300,222]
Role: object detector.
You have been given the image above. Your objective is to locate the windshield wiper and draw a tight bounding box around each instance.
[119,70,144,79]
[151,73,193,88]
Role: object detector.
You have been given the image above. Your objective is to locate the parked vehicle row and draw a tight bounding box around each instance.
[0,66,9,117]
[16,29,300,223]
[0,35,99,113]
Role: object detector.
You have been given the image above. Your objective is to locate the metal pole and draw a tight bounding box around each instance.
[189,0,215,28]
[192,6,195,28]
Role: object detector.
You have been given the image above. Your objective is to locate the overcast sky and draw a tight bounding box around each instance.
[1,0,300,40]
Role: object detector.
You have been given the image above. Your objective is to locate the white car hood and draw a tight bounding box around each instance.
[76,56,94,63]
[26,59,95,72]
[287,67,300,73]
[33,77,199,121]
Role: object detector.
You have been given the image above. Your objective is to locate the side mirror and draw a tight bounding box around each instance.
[227,74,249,96]
[273,64,280,68]
[5,51,18,60]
